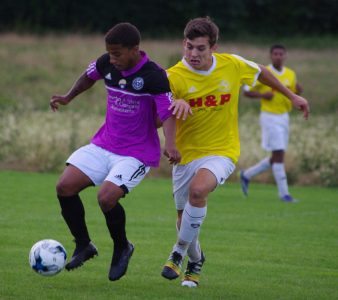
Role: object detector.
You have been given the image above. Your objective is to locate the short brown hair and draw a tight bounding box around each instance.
[184,17,219,47]
[105,22,141,48]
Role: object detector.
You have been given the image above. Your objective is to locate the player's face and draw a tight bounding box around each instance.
[106,44,140,71]
[183,37,217,71]
[270,48,286,69]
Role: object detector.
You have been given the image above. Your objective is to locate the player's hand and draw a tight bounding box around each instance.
[262,91,274,100]
[50,95,71,112]
[163,147,181,165]
[290,94,310,119]
[169,99,192,121]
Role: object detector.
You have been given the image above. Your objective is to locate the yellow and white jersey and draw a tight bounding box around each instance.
[248,64,297,114]
[167,53,261,164]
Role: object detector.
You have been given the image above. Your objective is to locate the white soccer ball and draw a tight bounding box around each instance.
[29,239,67,276]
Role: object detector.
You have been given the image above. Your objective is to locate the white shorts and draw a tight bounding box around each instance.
[260,112,289,151]
[172,156,235,210]
[66,144,150,194]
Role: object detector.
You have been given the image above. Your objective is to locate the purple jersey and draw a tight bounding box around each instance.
[86,51,173,167]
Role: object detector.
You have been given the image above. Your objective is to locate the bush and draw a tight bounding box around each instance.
[1,111,337,187]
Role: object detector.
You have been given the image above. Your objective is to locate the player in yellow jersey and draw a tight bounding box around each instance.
[161,17,309,287]
[240,45,303,202]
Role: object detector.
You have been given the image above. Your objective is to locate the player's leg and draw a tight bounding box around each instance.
[162,164,191,280]
[178,212,205,288]
[162,168,213,283]
[240,112,272,196]
[271,150,295,201]
[178,212,202,264]
[57,144,109,270]
[271,150,288,197]
[56,165,98,270]
[268,113,295,202]
[162,156,235,285]
[173,211,203,286]
[98,155,150,281]
[240,157,271,196]
[98,181,133,281]
[179,157,234,286]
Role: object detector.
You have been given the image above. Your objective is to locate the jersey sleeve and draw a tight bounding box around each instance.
[166,71,184,100]
[148,68,173,122]
[231,54,261,87]
[243,80,263,92]
[154,92,173,122]
[147,69,171,95]
[86,54,107,80]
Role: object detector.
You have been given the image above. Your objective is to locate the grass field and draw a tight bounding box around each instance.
[1,171,337,300]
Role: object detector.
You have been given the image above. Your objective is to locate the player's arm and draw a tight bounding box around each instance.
[296,83,303,95]
[162,116,181,164]
[257,65,310,119]
[50,72,96,111]
[243,89,274,100]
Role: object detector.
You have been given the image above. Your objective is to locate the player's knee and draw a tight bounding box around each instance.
[56,179,76,197]
[189,186,206,205]
[97,190,118,213]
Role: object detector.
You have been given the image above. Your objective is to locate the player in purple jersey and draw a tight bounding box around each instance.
[50,23,181,282]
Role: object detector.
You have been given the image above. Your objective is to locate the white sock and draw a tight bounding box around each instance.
[243,157,271,179]
[272,163,289,197]
[187,235,201,262]
[176,223,201,262]
[174,203,206,256]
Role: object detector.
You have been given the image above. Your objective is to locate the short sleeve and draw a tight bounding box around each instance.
[86,61,103,81]
[231,54,261,87]
[86,54,108,81]
[146,69,171,95]
[166,72,182,100]
[154,92,173,122]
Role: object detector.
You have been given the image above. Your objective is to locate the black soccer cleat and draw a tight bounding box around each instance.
[161,251,183,280]
[108,242,134,281]
[65,242,98,271]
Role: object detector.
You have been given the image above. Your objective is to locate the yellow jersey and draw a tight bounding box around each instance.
[167,53,261,164]
[248,64,297,114]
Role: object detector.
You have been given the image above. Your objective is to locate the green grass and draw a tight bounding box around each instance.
[0,171,337,300]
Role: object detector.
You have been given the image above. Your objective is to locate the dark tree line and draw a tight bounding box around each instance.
[1,0,337,37]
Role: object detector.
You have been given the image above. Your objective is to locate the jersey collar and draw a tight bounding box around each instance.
[121,51,149,77]
[269,64,285,75]
[182,55,216,75]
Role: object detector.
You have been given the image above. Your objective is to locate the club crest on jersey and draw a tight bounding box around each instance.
[118,79,127,89]
[132,77,144,90]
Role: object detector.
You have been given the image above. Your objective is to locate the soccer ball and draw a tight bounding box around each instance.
[29,239,67,276]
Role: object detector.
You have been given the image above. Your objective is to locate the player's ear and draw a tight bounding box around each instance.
[211,43,217,52]
[129,45,139,56]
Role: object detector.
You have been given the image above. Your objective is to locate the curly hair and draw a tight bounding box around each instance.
[105,23,141,48]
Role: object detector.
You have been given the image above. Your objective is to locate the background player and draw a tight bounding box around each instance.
[161,18,309,287]
[50,22,180,282]
[240,44,303,202]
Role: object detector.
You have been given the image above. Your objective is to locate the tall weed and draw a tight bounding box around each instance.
[1,111,337,186]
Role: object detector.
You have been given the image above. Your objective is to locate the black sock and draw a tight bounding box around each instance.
[104,202,128,251]
[57,194,90,247]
